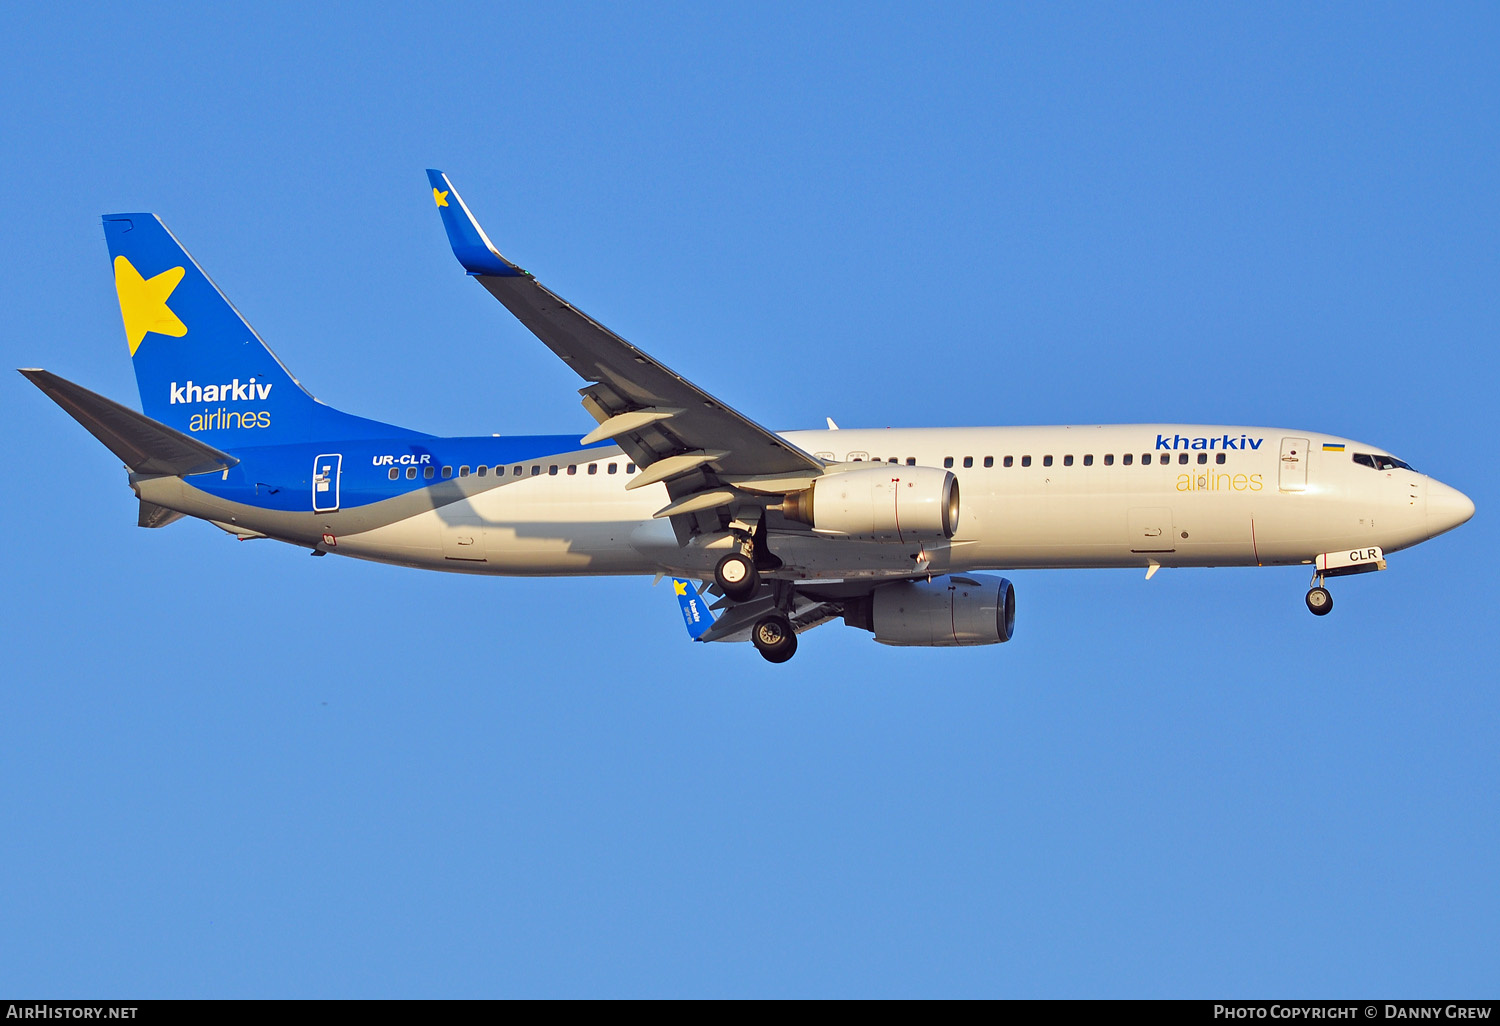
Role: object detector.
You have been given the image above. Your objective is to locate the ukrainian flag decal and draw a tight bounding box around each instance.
[1323,443,1346,452]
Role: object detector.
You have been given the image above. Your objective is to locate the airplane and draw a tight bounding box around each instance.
[22,170,1475,663]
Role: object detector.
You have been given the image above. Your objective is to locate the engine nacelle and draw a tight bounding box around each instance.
[781,465,958,541]
[844,574,1016,647]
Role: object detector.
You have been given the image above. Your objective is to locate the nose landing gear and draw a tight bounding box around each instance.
[1305,570,1333,616]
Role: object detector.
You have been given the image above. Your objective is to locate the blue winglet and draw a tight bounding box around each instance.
[672,578,715,641]
[425,169,524,277]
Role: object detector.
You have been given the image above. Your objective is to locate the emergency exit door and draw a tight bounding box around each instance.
[313,453,342,512]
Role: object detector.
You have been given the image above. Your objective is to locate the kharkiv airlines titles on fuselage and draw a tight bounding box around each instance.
[1156,433,1265,451]
[169,378,273,432]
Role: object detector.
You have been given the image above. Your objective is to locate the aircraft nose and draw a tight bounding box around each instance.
[1427,479,1475,536]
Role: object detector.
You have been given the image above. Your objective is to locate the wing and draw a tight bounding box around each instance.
[427,170,824,541]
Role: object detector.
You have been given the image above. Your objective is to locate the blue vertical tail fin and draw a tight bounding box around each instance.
[104,214,415,446]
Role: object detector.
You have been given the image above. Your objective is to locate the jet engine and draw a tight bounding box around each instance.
[781,466,958,542]
[843,574,1016,646]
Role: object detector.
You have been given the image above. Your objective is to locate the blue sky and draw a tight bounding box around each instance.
[1,2,1495,997]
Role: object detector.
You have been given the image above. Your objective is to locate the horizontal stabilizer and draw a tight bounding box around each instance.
[138,499,185,528]
[20,369,238,477]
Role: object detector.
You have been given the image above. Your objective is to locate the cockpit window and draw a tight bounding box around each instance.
[1353,452,1415,472]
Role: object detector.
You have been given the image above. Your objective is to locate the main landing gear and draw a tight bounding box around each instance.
[714,551,760,601]
[751,614,797,663]
[1306,570,1333,616]
[715,525,799,661]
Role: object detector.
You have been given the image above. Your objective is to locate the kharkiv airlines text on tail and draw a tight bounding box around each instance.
[23,172,1475,662]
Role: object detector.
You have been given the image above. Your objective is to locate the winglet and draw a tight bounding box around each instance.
[671,578,715,641]
[425,169,525,277]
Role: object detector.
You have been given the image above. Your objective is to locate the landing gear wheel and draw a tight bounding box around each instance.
[751,615,798,663]
[1306,587,1333,616]
[715,552,760,601]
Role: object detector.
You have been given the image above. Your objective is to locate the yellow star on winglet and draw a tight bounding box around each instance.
[114,255,186,356]
[673,580,688,596]
[433,188,449,207]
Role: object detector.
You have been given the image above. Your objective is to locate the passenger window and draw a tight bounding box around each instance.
[442,466,453,478]
[1178,453,1189,465]
[1004,456,1013,468]
[626,463,636,474]
[513,466,523,476]
[1196,453,1207,465]
[407,467,417,479]
[530,466,540,476]
[1043,455,1053,467]
[1063,455,1073,467]
[567,465,577,475]
[588,463,598,475]
[388,467,399,480]
[983,456,994,468]
[1103,454,1113,466]
[549,465,559,475]
[1215,453,1226,465]
[962,456,973,468]
[424,466,435,479]
[943,457,954,468]
[1083,454,1094,466]
[476,465,487,477]
[459,466,470,477]
[906,458,916,466]
[888,457,899,464]
[608,463,618,474]
[1021,456,1032,467]
[1122,453,1133,466]
[1141,453,1152,465]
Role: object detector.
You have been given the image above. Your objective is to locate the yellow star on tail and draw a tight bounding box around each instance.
[433,188,449,207]
[114,255,186,355]
[673,580,688,596]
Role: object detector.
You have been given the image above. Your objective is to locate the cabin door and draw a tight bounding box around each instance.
[1279,437,1309,492]
[312,454,342,512]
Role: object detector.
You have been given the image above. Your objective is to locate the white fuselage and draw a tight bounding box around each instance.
[135,424,1471,583]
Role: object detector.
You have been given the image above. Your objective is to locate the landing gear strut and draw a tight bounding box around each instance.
[752,614,798,663]
[1306,571,1333,616]
[714,551,759,601]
